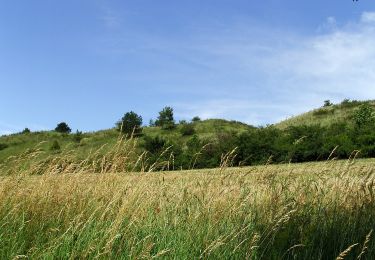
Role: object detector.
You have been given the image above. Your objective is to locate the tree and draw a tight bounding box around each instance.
[353,104,374,128]
[116,111,143,136]
[155,106,175,130]
[192,116,201,122]
[55,122,71,134]
[323,100,333,107]
[21,128,31,134]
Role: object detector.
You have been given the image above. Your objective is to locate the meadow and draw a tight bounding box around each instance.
[1,101,375,259]
[1,155,375,259]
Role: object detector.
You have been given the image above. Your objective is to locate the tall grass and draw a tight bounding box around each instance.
[0,137,375,259]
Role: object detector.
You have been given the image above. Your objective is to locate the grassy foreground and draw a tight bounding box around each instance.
[1,159,375,259]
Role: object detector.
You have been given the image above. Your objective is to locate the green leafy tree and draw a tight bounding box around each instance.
[21,128,31,134]
[55,122,71,134]
[155,106,175,130]
[323,100,333,107]
[116,111,143,136]
[353,104,374,128]
[192,116,201,122]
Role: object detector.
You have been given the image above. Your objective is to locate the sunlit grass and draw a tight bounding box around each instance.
[0,156,375,259]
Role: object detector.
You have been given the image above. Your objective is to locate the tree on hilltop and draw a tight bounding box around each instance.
[116,111,143,136]
[55,122,71,134]
[155,106,176,130]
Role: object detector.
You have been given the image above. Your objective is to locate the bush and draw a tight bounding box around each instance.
[55,122,71,134]
[353,104,374,128]
[340,99,362,108]
[50,140,61,151]
[313,108,334,116]
[155,107,175,130]
[180,123,195,136]
[143,136,167,154]
[116,111,143,136]
[0,143,8,151]
[73,130,83,143]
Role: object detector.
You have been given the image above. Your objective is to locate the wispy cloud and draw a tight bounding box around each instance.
[173,12,375,124]
[361,12,375,23]
[95,11,375,125]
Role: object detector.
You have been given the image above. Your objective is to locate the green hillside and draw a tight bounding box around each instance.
[275,99,375,129]
[1,100,375,172]
[0,119,252,164]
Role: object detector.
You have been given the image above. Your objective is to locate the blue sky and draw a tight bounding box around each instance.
[1,0,375,134]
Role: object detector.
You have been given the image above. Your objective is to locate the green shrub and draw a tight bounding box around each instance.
[73,130,83,143]
[313,108,334,116]
[143,135,167,154]
[0,143,8,151]
[180,123,195,136]
[50,140,61,151]
[353,104,374,128]
[340,99,362,108]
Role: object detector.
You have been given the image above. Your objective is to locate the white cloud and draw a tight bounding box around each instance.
[361,12,375,23]
[264,16,375,100]
[173,99,296,126]
[183,11,375,123]
[96,11,375,125]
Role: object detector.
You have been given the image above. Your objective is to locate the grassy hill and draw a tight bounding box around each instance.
[275,99,375,129]
[1,100,374,170]
[0,119,252,164]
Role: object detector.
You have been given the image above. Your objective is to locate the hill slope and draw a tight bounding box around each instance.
[0,119,252,164]
[1,100,374,170]
[275,99,375,129]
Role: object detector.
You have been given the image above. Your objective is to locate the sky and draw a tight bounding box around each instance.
[1,0,375,134]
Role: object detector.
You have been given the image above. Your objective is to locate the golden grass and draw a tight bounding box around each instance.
[1,136,375,258]
[0,158,374,258]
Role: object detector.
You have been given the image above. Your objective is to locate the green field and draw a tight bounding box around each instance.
[1,158,375,259]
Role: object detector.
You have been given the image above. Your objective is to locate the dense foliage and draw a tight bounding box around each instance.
[155,106,176,130]
[116,111,143,136]
[139,104,375,169]
[55,122,71,134]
